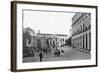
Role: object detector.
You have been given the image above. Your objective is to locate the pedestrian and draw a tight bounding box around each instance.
[39,50,43,62]
[58,50,60,57]
[61,49,64,56]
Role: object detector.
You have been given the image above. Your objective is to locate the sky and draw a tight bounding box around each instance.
[23,10,75,36]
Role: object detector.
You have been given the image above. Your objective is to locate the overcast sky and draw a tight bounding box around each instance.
[23,10,75,35]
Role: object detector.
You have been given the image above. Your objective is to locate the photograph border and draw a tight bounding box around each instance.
[11,1,98,72]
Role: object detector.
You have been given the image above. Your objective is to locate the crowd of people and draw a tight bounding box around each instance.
[35,46,65,62]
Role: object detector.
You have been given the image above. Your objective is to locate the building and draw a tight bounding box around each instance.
[23,28,68,57]
[71,12,91,53]
[36,33,68,47]
[56,34,68,47]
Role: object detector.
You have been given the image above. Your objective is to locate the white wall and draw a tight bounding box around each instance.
[0,0,99,73]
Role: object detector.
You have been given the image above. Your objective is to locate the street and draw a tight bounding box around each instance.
[23,46,91,63]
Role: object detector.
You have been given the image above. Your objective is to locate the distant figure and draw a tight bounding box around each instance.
[57,50,60,57]
[61,49,64,56]
[39,50,43,62]
[54,49,60,57]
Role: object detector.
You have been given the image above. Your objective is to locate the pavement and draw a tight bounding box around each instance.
[23,46,91,63]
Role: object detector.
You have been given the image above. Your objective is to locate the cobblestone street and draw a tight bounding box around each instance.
[23,46,91,63]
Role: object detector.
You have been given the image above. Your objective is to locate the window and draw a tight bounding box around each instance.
[63,39,64,42]
[81,25,82,32]
[89,25,91,29]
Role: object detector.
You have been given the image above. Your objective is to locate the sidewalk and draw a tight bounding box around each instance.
[71,46,91,53]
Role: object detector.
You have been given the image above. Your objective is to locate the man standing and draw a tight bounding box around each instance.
[39,50,43,62]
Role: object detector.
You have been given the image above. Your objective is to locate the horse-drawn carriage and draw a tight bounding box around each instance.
[54,48,64,57]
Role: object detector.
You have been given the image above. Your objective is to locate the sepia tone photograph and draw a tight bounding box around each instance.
[22,10,91,63]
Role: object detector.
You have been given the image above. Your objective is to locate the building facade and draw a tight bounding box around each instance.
[36,33,68,47]
[71,12,91,53]
[23,28,68,57]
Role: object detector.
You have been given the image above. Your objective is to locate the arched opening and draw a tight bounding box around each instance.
[86,34,88,50]
[89,33,91,51]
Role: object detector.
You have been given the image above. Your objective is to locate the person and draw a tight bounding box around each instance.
[61,49,64,56]
[39,50,43,62]
[54,49,58,56]
[57,50,60,57]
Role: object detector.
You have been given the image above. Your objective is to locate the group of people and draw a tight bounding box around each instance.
[54,48,64,57]
[35,38,65,62]
[37,47,52,62]
[36,46,65,62]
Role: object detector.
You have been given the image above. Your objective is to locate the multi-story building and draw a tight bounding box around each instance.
[71,12,91,53]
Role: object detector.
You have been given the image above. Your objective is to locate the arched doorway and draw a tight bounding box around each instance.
[86,34,88,50]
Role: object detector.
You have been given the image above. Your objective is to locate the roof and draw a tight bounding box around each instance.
[39,33,67,36]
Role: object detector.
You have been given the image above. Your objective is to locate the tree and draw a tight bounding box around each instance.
[23,28,35,57]
[23,28,35,47]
